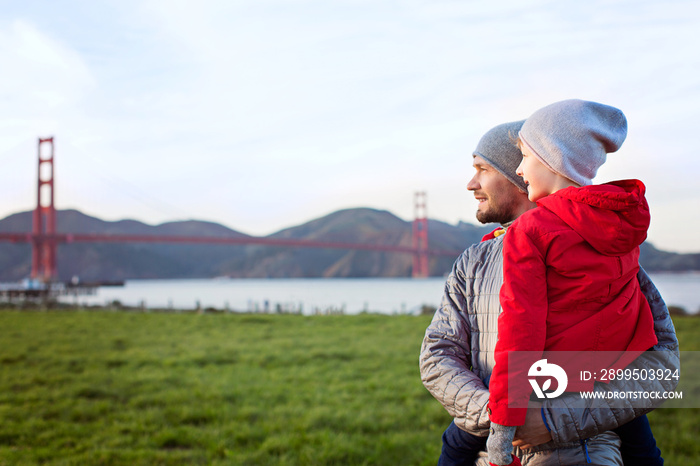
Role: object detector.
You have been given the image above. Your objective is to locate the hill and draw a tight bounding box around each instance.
[219,209,491,278]
[0,208,697,281]
[0,210,251,281]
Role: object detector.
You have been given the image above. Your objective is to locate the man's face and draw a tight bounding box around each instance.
[467,155,528,224]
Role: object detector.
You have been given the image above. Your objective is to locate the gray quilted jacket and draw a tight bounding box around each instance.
[420,232,680,465]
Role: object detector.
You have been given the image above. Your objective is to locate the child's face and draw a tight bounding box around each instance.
[516,144,562,202]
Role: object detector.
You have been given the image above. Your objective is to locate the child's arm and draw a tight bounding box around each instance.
[487,423,519,465]
[488,225,548,426]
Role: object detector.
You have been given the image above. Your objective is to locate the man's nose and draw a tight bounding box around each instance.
[466,175,479,191]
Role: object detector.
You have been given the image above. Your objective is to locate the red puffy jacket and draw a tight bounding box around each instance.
[488,179,658,426]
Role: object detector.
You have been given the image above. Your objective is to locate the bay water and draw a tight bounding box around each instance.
[60,272,700,315]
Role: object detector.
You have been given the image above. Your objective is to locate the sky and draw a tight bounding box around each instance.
[1,0,699,253]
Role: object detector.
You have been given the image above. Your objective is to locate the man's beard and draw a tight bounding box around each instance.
[475,196,521,225]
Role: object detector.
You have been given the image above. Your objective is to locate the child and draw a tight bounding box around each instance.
[485,99,660,466]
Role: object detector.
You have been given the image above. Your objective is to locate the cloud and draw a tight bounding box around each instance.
[0,20,95,118]
[0,0,699,252]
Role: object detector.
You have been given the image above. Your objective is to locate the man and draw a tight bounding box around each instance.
[419,120,679,465]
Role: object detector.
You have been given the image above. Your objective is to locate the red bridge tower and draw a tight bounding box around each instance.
[412,191,429,278]
[31,137,57,282]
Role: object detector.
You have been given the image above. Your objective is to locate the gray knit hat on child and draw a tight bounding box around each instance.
[473,120,527,192]
[518,99,627,186]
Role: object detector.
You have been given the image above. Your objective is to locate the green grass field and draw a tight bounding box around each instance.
[0,310,698,465]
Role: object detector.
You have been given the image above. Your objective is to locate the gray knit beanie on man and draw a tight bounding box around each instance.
[473,120,527,192]
[518,99,628,186]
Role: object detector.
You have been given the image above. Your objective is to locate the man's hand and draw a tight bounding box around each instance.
[512,403,552,449]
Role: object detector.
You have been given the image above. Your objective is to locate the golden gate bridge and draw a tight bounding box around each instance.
[0,137,463,284]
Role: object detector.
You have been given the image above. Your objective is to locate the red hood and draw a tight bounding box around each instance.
[537,179,650,256]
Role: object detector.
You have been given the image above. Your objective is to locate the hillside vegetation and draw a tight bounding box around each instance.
[0,208,697,282]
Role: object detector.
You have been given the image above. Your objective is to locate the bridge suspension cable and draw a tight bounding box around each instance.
[0,138,464,281]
